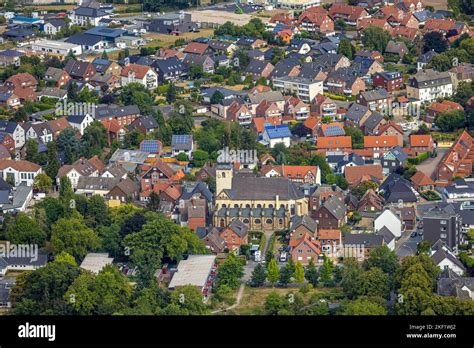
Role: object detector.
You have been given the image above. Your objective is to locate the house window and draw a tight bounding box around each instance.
[255,219,261,224]
[243,219,249,224]
[266,219,273,224]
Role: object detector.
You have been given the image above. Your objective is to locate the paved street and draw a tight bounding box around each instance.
[396,229,423,258]
[416,147,449,179]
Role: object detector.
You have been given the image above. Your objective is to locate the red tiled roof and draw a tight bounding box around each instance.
[317,136,352,149]
[409,134,432,147]
[345,164,383,185]
[364,135,398,148]
[0,159,40,172]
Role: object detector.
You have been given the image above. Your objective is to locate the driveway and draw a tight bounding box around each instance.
[396,229,422,258]
[415,147,449,180]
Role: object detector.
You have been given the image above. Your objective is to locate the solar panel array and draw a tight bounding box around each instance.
[140,140,160,153]
[172,134,191,144]
[325,125,345,137]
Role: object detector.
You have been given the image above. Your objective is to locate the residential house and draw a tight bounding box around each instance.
[261,164,320,185]
[425,100,463,124]
[152,57,186,83]
[43,19,66,36]
[385,41,408,61]
[429,240,464,273]
[121,63,158,89]
[364,135,399,158]
[373,71,403,92]
[407,134,434,157]
[377,121,404,145]
[95,104,141,126]
[407,69,453,103]
[67,114,94,135]
[297,12,334,33]
[273,76,324,103]
[345,164,383,186]
[105,178,139,202]
[289,215,318,243]
[244,60,274,81]
[325,68,366,96]
[0,49,24,68]
[381,145,408,174]
[45,67,71,88]
[47,117,71,140]
[356,88,392,112]
[69,2,110,26]
[0,121,25,149]
[56,156,102,188]
[380,173,418,204]
[437,268,474,298]
[417,50,438,71]
[0,159,41,186]
[437,131,473,183]
[316,136,352,155]
[317,229,342,256]
[290,233,321,265]
[129,116,159,135]
[23,122,53,144]
[328,4,369,26]
[65,33,106,52]
[343,233,385,260]
[315,195,346,230]
[311,94,337,119]
[92,58,122,77]
[262,124,291,148]
[143,13,196,34]
[357,189,384,213]
[284,96,310,121]
[0,92,20,109]
[375,208,402,238]
[410,170,435,192]
[344,103,372,128]
[171,134,194,159]
[218,219,249,252]
[64,60,96,81]
[183,54,215,75]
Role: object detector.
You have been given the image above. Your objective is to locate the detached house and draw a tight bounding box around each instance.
[67,114,94,135]
[183,54,215,75]
[45,67,71,88]
[69,2,110,26]
[152,57,185,83]
[0,121,25,149]
[56,157,101,188]
[218,220,249,252]
[64,60,96,81]
[0,159,41,186]
[121,63,158,89]
[328,4,369,26]
[410,170,435,192]
[244,60,274,80]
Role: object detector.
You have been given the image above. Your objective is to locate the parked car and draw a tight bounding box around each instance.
[410,232,417,238]
[279,252,287,262]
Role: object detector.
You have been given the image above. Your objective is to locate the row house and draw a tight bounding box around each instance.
[328,4,370,26]
[297,12,334,33]
[364,135,399,158]
[311,94,337,119]
[407,134,434,157]
[95,104,141,127]
[284,96,310,120]
[437,131,473,184]
[227,100,252,127]
[316,136,352,155]
[244,60,274,81]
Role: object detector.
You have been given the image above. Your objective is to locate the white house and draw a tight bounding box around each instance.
[430,241,466,276]
[407,69,453,103]
[0,253,48,278]
[43,20,66,36]
[120,63,158,90]
[67,114,94,135]
[262,124,292,148]
[23,122,53,144]
[0,121,25,149]
[0,159,41,186]
[56,157,100,188]
[374,208,402,238]
[69,6,110,26]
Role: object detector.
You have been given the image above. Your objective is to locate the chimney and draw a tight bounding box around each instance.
[332,184,337,192]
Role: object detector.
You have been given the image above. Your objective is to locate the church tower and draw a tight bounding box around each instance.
[215,164,233,197]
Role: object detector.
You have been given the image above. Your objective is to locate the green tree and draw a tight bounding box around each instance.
[337,38,354,59]
[25,139,39,163]
[59,176,74,201]
[250,263,266,287]
[340,297,387,315]
[423,31,448,53]
[341,258,362,299]
[344,126,364,148]
[363,245,399,275]
[361,26,391,53]
[279,262,293,287]
[166,83,177,104]
[216,254,244,289]
[146,191,161,211]
[210,90,225,105]
[435,109,466,132]
[167,285,209,315]
[267,258,280,286]
[54,251,77,266]
[189,64,204,79]
[5,213,47,246]
[360,267,390,299]
[45,141,60,178]
[11,261,81,315]
[51,217,101,259]
[305,259,319,287]
[33,173,52,193]
[265,291,284,315]
[294,261,305,283]
[319,255,334,287]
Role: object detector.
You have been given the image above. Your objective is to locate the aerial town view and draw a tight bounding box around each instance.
[0,0,472,342]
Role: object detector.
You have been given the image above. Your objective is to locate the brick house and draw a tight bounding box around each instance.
[410,170,435,192]
[373,71,403,92]
[315,196,346,230]
[218,219,249,252]
[290,233,321,265]
[407,134,434,157]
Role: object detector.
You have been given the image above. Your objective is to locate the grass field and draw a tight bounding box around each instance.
[231,286,343,315]
[143,28,215,48]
